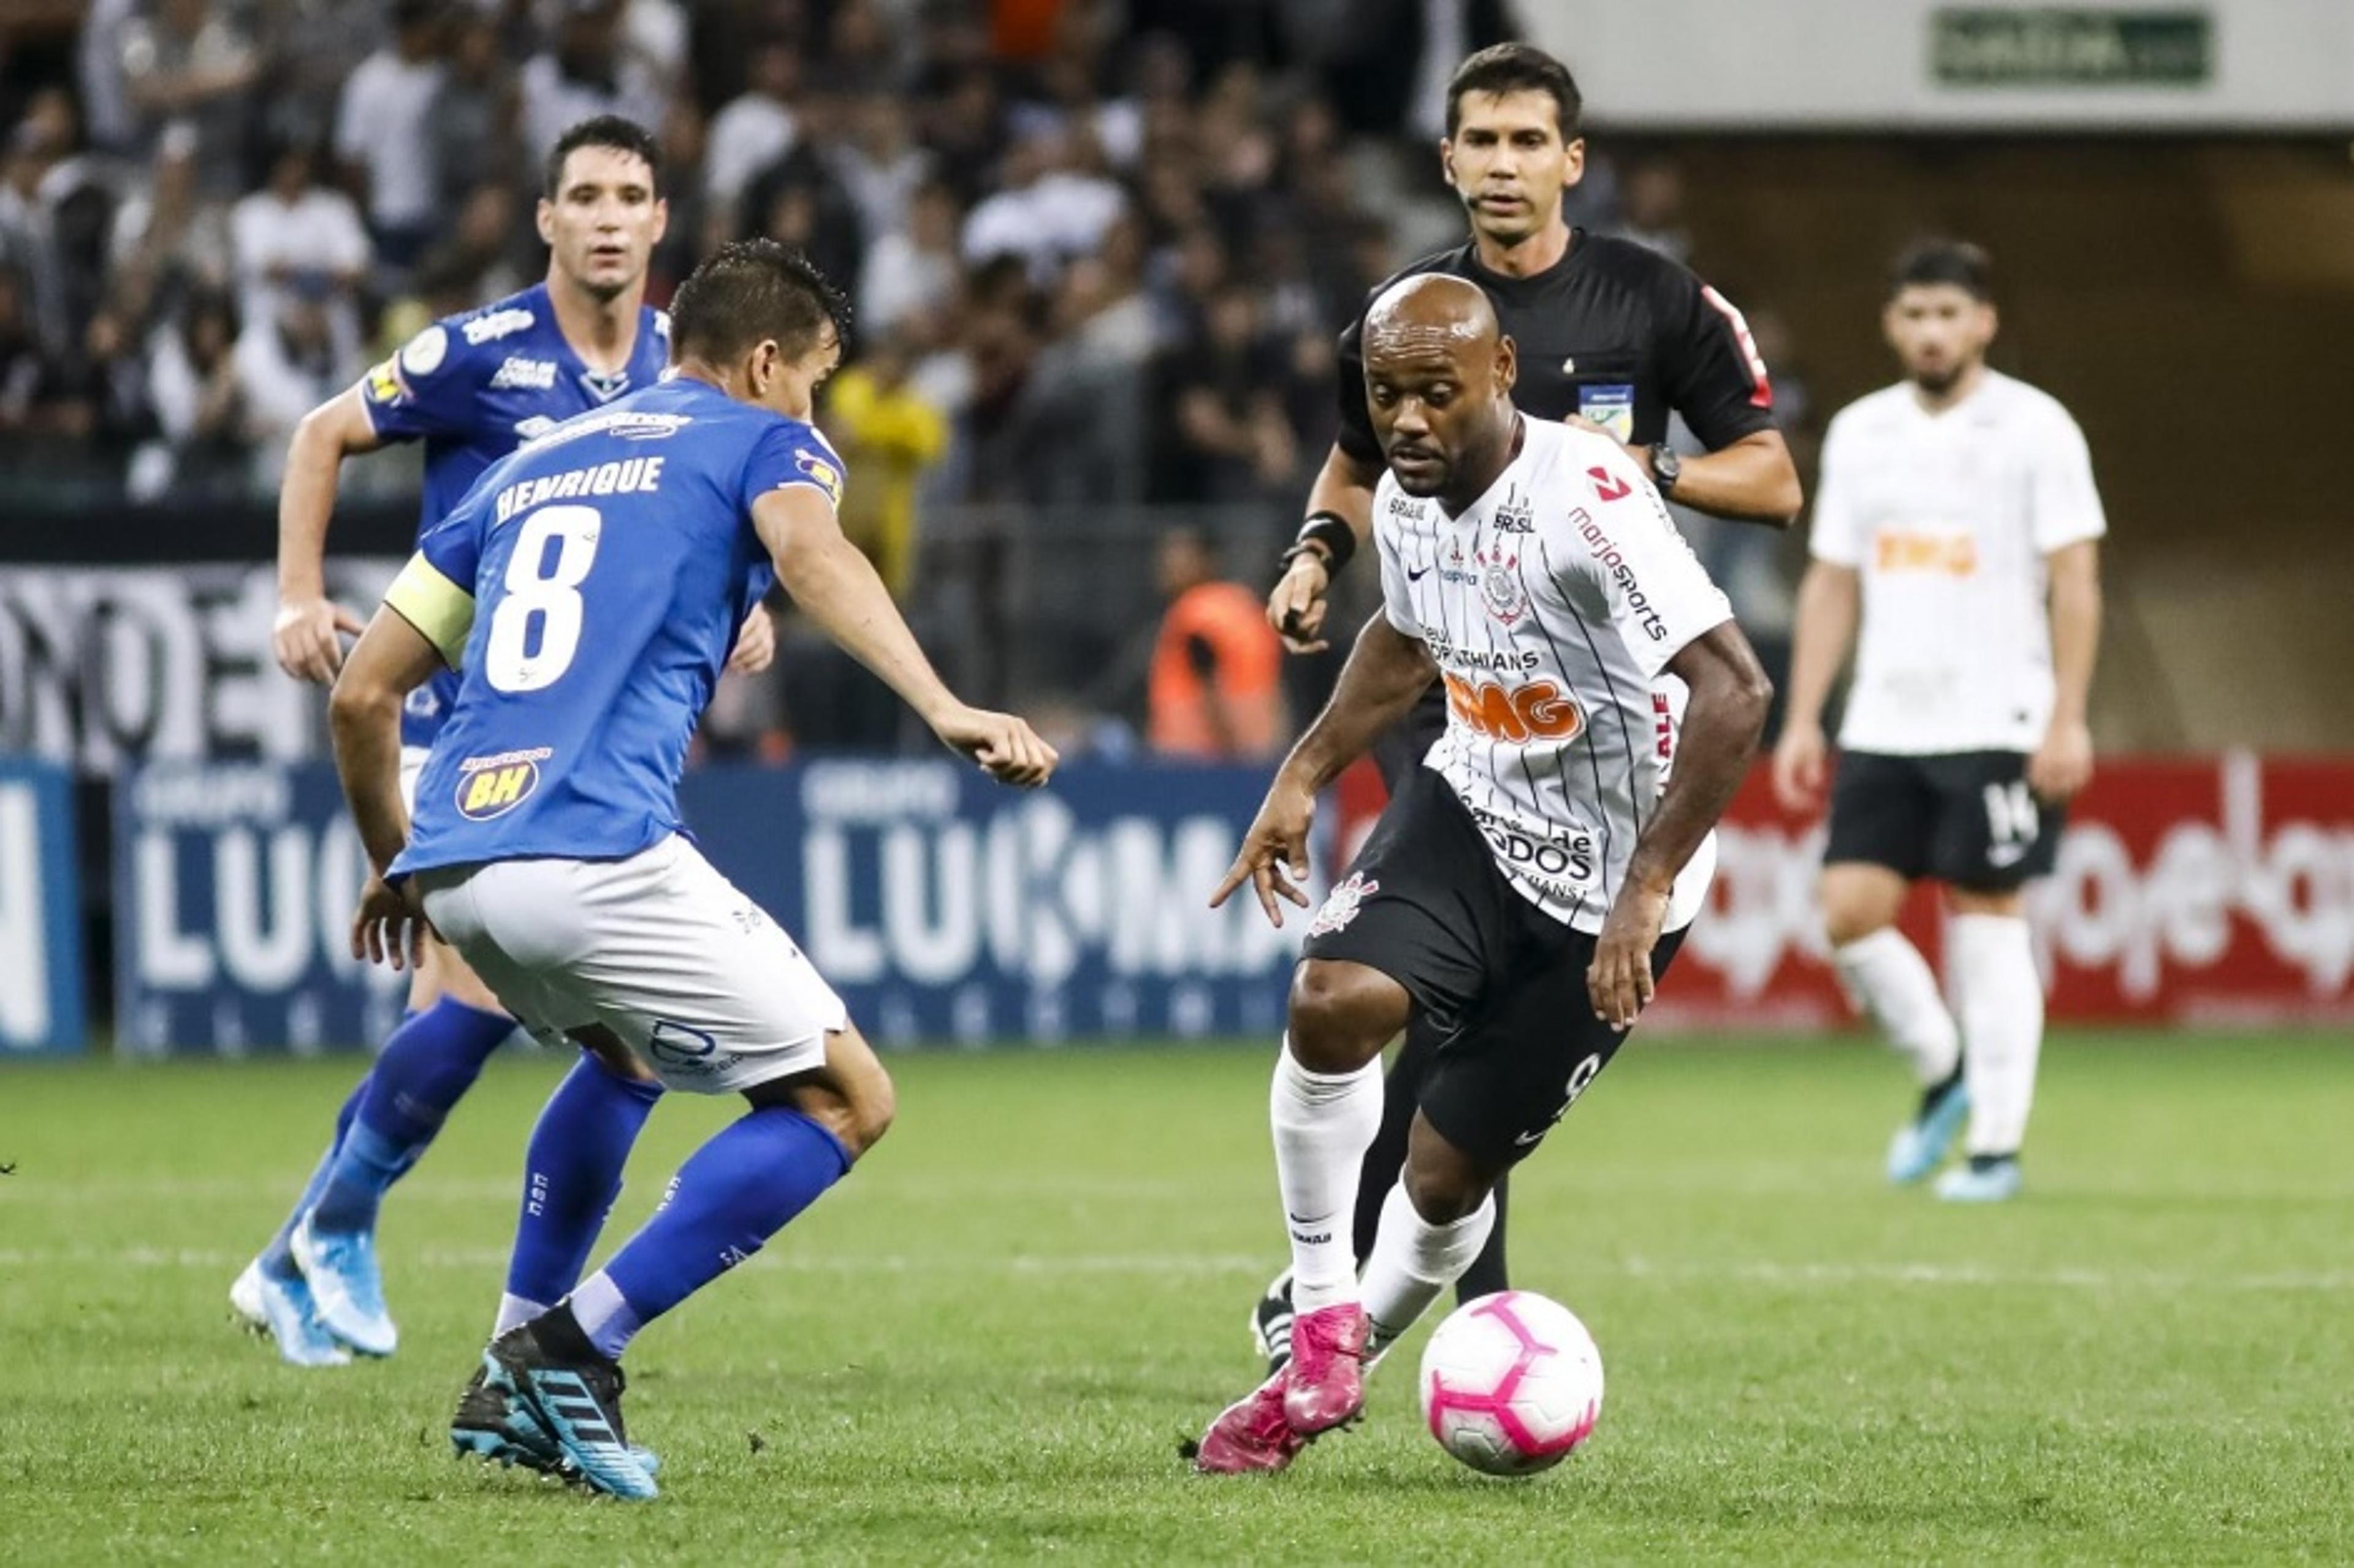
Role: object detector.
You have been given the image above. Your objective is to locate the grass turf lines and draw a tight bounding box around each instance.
[2,1030,2348,1564]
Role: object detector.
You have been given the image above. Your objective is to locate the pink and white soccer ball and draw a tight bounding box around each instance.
[1419,1290,1603,1475]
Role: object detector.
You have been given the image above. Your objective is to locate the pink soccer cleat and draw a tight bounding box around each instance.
[1190,1369,1308,1474]
[1282,1303,1369,1435]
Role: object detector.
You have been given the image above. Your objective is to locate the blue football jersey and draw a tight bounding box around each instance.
[383,376,845,876]
[356,281,671,748]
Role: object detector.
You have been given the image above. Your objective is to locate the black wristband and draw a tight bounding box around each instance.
[1283,511,1357,575]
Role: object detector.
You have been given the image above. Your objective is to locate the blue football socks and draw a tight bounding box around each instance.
[306,998,516,1236]
[259,1078,365,1281]
[568,1106,851,1361]
[499,1054,665,1329]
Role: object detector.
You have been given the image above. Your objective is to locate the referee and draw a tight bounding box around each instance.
[1248,42,1803,1372]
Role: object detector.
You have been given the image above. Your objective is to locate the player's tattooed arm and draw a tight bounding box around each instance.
[275,385,389,683]
[754,486,1056,787]
[1214,617,1436,926]
[1589,622,1773,1029]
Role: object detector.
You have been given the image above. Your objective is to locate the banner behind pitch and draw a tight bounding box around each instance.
[110,758,1305,1052]
[0,757,85,1054]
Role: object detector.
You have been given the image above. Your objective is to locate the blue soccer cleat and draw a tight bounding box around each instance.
[452,1361,661,1478]
[1887,1073,1971,1186]
[476,1322,658,1501]
[1936,1154,2023,1203]
[230,1258,352,1368]
[290,1216,398,1357]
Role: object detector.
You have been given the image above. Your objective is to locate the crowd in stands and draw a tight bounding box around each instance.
[0,0,1808,754]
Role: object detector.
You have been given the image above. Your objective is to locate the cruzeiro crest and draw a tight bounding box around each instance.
[1476,542,1528,626]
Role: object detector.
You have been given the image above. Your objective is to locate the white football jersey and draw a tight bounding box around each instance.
[1810,370,2106,755]
[1377,418,1735,934]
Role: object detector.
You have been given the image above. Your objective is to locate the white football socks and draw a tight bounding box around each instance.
[1833,927,1962,1087]
[1270,1040,1384,1314]
[1361,1181,1496,1360]
[1951,913,2043,1157]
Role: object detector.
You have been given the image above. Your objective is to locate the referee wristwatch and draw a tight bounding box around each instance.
[1647,443,1682,498]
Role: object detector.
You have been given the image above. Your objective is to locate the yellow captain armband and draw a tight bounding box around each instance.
[383,552,476,669]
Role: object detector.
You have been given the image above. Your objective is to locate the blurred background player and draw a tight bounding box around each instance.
[232,116,772,1366]
[1246,41,1802,1369]
[1772,241,2105,1203]
[1192,274,1771,1474]
[332,240,1056,1499]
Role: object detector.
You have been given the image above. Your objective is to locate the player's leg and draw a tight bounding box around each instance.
[1820,751,1967,1182]
[230,1078,364,1366]
[1928,753,2061,1203]
[1360,927,1687,1358]
[1195,767,1505,1472]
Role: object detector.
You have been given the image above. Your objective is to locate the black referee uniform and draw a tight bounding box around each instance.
[1328,227,1777,1292]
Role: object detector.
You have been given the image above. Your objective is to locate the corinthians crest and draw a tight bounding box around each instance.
[1476,541,1528,625]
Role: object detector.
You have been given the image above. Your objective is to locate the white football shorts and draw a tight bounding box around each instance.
[399,744,430,815]
[413,833,847,1094]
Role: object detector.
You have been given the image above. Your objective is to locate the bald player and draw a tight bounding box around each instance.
[1188,276,1772,1474]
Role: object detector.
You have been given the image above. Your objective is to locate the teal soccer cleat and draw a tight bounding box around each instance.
[1886,1072,1970,1186]
[290,1216,398,1357]
[1936,1154,2023,1203]
[452,1362,661,1478]
[474,1320,658,1501]
[229,1258,352,1368]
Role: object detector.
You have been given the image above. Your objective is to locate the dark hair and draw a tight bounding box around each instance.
[543,115,663,200]
[669,238,851,363]
[1891,240,1994,302]
[1445,43,1582,140]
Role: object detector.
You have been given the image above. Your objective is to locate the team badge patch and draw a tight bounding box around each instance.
[364,357,405,406]
[794,450,844,504]
[454,747,550,821]
[1476,544,1528,626]
[1308,872,1380,938]
[1577,383,1635,443]
[400,324,449,376]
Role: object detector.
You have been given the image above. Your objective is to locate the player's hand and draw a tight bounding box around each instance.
[1267,553,1331,653]
[274,596,368,684]
[1771,720,1829,814]
[2029,718,2093,802]
[934,706,1059,788]
[351,873,434,972]
[1587,878,1672,1032]
[1210,776,1315,927]
[726,603,777,676]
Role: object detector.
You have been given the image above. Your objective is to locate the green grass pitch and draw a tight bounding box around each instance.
[2,1030,2349,1564]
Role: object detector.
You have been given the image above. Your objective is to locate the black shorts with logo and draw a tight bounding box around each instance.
[1824,748,2065,891]
[1300,764,1686,1166]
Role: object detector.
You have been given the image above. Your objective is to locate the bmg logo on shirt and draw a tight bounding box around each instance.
[454,747,551,820]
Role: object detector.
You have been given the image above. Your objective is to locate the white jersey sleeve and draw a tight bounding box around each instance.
[1374,480,1426,639]
[1806,406,1865,566]
[1565,443,1736,682]
[2027,405,2107,553]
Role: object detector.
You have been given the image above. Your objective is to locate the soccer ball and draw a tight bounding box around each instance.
[1418,1290,1603,1476]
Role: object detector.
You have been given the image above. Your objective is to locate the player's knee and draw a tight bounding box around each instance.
[1819,873,1900,947]
[1821,901,1886,947]
[1286,961,1403,1074]
[1401,1159,1489,1227]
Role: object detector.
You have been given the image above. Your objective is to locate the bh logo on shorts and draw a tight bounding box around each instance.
[454,747,550,821]
[649,1019,742,1078]
[1308,872,1379,938]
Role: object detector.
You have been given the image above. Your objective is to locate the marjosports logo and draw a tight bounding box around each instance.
[1586,465,1632,503]
[454,746,552,821]
[1444,674,1584,745]
[1576,517,1670,642]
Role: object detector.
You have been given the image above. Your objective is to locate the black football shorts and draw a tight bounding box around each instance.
[1824,748,2065,891]
[1299,764,1686,1165]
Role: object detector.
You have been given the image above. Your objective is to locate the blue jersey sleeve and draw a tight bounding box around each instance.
[357,319,482,443]
[383,491,490,668]
[739,420,848,517]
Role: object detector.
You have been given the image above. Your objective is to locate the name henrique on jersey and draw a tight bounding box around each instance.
[357,281,671,748]
[1808,370,2106,755]
[382,377,845,878]
[1379,419,1734,935]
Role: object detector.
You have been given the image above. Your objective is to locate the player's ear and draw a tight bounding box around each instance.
[1496,333,1517,394]
[650,196,669,245]
[535,197,555,247]
[1439,136,1457,189]
[1561,135,1586,188]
